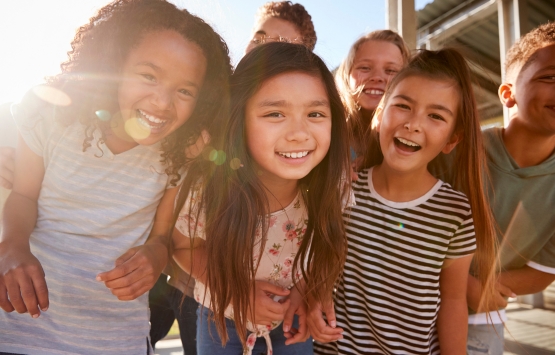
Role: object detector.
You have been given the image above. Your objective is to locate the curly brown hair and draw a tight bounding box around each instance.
[505,21,555,79]
[255,1,317,50]
[47,0,232,185]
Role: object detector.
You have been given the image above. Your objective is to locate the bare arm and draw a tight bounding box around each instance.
[97,185,179,300]
[437,254,473,355]
[0,146,15,189]
[498,265,555,295]
[0,133,47,317]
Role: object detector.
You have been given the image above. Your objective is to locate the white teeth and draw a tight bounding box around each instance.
[138,110,165,124]
[278,151,309,158]
[364,89,384,95]
[397,137,420,147]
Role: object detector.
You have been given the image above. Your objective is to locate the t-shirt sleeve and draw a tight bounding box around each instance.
[446,208,477,259]
[174,180,206,240]
[11,86,59,157]
[527,233,555,274]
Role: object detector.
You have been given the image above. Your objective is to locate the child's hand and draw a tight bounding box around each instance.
[283,286,310,345]
[467,275,515,312]
[96,242,168,301]
[0,243,48,318]
[0,146,15,189]
[306,299,343,343]
[248,280,290,326]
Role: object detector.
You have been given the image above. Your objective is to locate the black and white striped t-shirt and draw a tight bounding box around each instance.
[315,168,476,355]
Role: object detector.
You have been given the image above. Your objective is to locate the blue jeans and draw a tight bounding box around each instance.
[149,275,198,355]
[196,306,313,355]
[467,323,504,355]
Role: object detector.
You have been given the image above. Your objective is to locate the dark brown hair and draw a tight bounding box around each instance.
[180,42,350,346]
[368,49,498,312]
[505,21,555,78]
[256,1,317,50]
[47,0,232,185]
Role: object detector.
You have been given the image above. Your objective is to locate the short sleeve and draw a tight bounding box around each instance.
[446,208,477,259]
[528,233,555,273]
[174,180,206,240]
[11,86,60,157]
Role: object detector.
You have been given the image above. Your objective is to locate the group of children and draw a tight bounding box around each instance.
[0,1,554,355]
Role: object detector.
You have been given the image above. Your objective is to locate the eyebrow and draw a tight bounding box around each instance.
[538,65,555,72]
[135,61,201,89]
[257,99,330,108]
[355,59,401,67]
[393,94,454,116]
[254,30,267,35]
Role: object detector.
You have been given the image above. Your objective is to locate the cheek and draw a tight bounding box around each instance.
[349,72,361,90]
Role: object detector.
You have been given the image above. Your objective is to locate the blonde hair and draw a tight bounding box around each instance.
[335,30,410,156]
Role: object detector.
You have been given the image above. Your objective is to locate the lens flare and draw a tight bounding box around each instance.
[214,150,226,166]
[95,110,111,122]
[208,149,218,162]
[32,86,71,106]
[230,158,242,170]
[124,116,150,140]
[398,223,404,229]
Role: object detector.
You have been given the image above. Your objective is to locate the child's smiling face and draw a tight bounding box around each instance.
[376,75,460,174]
[245,72,332,186]
[349,40,404,112]
[117,29,207,146]
[508,44,555,135]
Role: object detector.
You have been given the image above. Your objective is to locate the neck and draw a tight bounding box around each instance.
[503,119,555,168]
[258,176,299,213]
[101,116,138,154]
[372,164,437,202]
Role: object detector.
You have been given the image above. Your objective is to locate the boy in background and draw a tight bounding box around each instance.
[467,22,555,355]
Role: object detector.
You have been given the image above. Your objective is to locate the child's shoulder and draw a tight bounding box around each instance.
[432,180,471,211]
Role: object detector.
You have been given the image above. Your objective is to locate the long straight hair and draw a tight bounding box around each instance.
[191,42,350,346]
[369,48,498,312]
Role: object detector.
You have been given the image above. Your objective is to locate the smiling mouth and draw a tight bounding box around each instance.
[277,151,310,159]
[363,89,384,96]
[394,137,421,152]
[136,109,168,130]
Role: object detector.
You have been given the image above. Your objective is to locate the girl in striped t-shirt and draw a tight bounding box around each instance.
[311,49,497,355]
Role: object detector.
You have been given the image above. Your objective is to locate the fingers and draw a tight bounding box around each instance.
[285,311,310,345]
[2,265,48,317]
[282,300,297,333]
[323,301,337,328]
[256,281,290,297]
[496,282,516,298]
[307,304,343,343]
[96,248,139,282]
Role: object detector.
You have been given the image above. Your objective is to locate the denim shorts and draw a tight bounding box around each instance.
[467,323,504,355]
[196,305,313,355]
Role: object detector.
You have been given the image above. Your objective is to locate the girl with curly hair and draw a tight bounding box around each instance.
[0,0,231,354]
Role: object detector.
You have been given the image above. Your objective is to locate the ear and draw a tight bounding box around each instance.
[498,83,516,108]
[372,106,384,132]
[442,131,461,154]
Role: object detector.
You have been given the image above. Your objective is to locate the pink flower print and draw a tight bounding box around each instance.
[246,333,256,348]
[301,228,307,236]
[266,324,272,330]
[269,216,278,228]
[281,269,291,279]
[285,230,297,241]
[296,239,303,247]
[268,248,280,256]
[283,257,293,268]
[282,220,295,232]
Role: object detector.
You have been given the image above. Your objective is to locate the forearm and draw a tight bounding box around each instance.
[499,266,555,295]
[173,244,208,284]
[437,298,468,355]
[1,191,37,247]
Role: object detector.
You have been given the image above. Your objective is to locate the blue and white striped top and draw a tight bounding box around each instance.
[0,96,169,355]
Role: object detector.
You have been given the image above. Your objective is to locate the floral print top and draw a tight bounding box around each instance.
[174,184,308,354]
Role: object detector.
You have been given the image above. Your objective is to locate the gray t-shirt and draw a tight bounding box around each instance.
[0,93,169,355]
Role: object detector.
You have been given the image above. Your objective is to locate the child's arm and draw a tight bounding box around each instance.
[437,254,473,355]
[467,274,515,312]
[0,146,15,189]
[172,227,291,325]
[498,265,555,295]
[0,134,47,318]
[96,186,179,300]
[283,280,310,345]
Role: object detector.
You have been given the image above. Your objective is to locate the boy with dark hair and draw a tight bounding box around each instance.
[245,1,316,53]
[467,22,555,355]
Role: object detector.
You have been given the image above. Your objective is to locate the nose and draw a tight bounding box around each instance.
[367,68,386,84]
[151,86,173,110]
[404,113,423,133]
[285,116,310,142]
